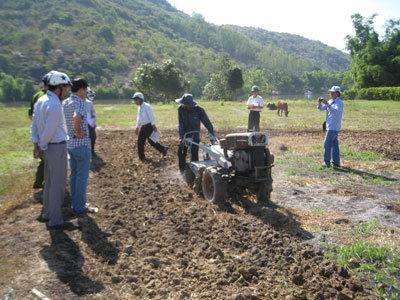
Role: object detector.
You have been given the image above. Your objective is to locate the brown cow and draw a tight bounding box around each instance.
[277,100,289,117]
[266,102,277,110]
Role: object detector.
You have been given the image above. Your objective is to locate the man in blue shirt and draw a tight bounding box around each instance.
[318,86,344,167]
[176,94,215,173]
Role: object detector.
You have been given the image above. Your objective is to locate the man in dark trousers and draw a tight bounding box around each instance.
[176,93,215,174]
[246,85,264,132]
[133,92,168,161]
[29,71,54,189]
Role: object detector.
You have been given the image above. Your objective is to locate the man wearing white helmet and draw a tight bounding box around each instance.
[318,86,344,167]
[30,71,73,229]
[29,71,55,190]
[247,85,264,132]
[133,92,168,161]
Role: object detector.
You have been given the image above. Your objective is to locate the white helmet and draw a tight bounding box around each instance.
[48,71,72,86]
[132,92,144,100]
[87,89,96,101]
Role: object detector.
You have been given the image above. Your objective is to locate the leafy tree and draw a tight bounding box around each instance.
[0,73,21,102]
[133,59,189,103]
[41,37,52,53]
[203,57,244,101]
[346,14,400,88]
[99,25,115,44]
[227,67,243,99]
[21,80,37,101]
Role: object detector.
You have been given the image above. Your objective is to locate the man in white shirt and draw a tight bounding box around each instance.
[86,89,97,156]
[246,85,264,132]
[133,92,168,161]
[30,71,73,229]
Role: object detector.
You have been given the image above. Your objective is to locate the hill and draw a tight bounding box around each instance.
[0,0,351,99]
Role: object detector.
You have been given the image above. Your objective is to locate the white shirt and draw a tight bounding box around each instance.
[85,99,96,117]
[247,95,264,112]
[30,91,68,150]
[136,102,156,128]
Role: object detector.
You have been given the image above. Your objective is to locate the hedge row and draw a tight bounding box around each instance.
[343,87,400,100]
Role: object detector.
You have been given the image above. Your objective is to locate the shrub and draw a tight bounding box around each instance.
[343,87,400,100]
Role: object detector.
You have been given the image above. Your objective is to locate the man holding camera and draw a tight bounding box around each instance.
[318,86,344,167]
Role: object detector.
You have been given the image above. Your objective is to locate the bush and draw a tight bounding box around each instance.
[343,87,400,100]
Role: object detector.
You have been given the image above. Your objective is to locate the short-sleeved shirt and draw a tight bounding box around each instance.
[247,95,264,112]
[62,94,91,150]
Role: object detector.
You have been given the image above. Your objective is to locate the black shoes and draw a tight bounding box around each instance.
[47,221,74,230]
[162,147,169,158]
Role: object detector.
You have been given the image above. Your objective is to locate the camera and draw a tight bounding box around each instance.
[318,97,324,102]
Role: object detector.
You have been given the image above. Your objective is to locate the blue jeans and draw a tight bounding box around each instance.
[68,146,91,213]
[324,130,340,167]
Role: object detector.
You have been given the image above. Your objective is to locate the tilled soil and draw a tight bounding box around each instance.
[2,129,399,299]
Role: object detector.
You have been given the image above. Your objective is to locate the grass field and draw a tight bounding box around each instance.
[1,98,399,215]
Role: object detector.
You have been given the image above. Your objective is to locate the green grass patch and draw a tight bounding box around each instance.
[341,147,382,161]
[335,241,400,299]
[352,219,381,235]
[310,145,382,161]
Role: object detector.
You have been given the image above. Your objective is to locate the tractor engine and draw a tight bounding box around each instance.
[220,132,273,180]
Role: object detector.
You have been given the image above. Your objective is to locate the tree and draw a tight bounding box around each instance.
[227,67,244,99]
[99,26,115,44]
[41,37,52,54]
[0,73,21,102]
[203,57,244,100]
[346,14,400,88]
[133,60,189,103]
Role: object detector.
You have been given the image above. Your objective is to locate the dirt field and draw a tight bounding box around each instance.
[1,128,399,300]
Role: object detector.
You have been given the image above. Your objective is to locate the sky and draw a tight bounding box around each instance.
[167,0,400,52]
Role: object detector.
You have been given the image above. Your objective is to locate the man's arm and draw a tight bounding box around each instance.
[39,106,63,150]
[73,112,85,139]
[328,100,344,114]
[74,100,86,139]
[146,105,158,132]
[178,108,185,140]
[199,108,214,136]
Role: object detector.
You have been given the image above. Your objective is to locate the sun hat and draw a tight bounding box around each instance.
[328,86,341,93]
[175,93,198,107]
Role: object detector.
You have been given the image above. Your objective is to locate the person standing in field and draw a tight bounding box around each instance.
[133,92,168,162]
[176,93,215,174]
[63,78,97,214]
[247,85,264,132]
[318,86,344,167]
[86,89,97,157]
[30,71,73,229]
[29,71,54,189]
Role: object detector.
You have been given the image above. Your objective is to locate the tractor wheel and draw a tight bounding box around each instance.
[193,166,206,195]
[202,167,227,204]
[257,178,273,203]
[184,164,195,187]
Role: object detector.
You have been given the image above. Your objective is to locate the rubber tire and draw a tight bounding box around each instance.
[184,164,195,187]
[257,178,273,202]
[202,167,227,204]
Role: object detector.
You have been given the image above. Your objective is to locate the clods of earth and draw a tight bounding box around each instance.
[1,129,399,299]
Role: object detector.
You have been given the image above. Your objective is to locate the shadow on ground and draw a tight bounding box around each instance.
[40,230,104,296]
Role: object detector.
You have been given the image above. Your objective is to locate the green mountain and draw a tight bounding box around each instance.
[0,0,351,99]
